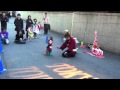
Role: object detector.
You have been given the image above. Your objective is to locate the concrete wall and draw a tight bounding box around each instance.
[19,11,120,54]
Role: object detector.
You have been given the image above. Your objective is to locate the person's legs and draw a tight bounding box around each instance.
[62,50,75,58]
[46,24,49,35]
[35,32,38,38]
[5,39,9,44]
[1,25,4,32]
[14,40,19,43]
[17,30,19,34]
[48,24,50,30]
[5,24,7,30]
[19,39,26,44]
[44,24,47,34]
[62,50,68,57]
[46,49,49,55]
[34,32,36,38]
[26,31,28,39]
[44,24,45,34]
[1,38,5,43]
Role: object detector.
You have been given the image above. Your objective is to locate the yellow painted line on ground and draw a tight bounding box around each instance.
[47,63,99,79]
[8,66,53,79]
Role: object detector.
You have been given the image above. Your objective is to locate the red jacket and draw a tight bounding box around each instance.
[60,37,76,55]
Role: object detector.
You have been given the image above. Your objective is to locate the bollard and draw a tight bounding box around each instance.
[0,56,6,74]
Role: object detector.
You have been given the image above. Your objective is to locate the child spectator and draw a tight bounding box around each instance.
[28,25,34,41]
[14,30,26,44]
[0,28,9,44]
[33,19,39,38]
[38,22,42,35]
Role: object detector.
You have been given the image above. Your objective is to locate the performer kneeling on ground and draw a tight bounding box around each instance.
[0,28,9,44]
[14,30,26,44]
[57,32,77,58]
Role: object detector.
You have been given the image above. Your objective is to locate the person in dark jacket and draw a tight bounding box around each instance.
[57,32,77,58]
[0,12,8,31]
[14,30,26,44]
[26,15,33,39]
[14,14,23,34]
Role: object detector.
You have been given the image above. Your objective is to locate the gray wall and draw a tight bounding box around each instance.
[19,11,120,54]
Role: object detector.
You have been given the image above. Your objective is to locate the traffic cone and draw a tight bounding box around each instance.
[46,35,49,43]
[0,57,6,74]
[0,40,3,53]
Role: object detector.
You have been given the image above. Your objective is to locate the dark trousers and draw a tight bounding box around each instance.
[14,39,26,44]
[1,24,7,31]
[26,27,28,39]
[26,31,28,39]
[16,30,20,34]
[44,24,49,35]
[62,50,75,58]
[1,38,6,44]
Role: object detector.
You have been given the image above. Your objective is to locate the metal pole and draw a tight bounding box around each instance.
[82,13,89,42]
[71,12,74,36]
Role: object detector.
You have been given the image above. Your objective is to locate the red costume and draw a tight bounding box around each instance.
[60,37,76,57]
[47,39,53,52]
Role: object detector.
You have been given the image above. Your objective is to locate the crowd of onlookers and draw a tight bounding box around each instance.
[0,12,50,44]
[0,12,78,58]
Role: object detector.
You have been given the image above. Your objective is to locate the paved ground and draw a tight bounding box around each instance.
[0,17,120,79]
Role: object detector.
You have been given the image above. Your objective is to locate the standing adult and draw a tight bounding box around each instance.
[9,11,12,18]
[7,11,10,19]
[0,12,8,31]
[25,15,33,39]
[57,32,77,58]
[14,14,23,34]
[43,13,49,35]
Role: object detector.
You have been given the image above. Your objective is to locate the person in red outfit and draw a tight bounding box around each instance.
[57,32,77,58]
